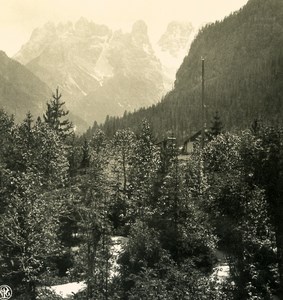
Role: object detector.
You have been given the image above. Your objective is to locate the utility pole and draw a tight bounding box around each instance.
[201,58,205,149]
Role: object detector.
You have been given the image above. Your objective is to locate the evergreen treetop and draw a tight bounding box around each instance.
[210,111,224,137]
[43,87,73,138]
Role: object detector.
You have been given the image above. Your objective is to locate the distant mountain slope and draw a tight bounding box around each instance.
[14,19,165,125]
[98,0,283,142]
[158,21,194,57]
[154,21,195,91]
[80,21,165,123]
[0,51,87,130]
[0,50,50,121]
[14,19,113,106]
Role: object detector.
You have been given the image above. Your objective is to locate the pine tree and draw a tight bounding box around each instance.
[0,171,65,299]
[202,131,277,299]
[0,110,14,213]
[129,119,159,224]
[12,112,35,172]
[80,139,90,169]
[112,129,136,193]
[109,129,136,233]
[0,121,70,299]
[43,88,73,139]
[67,133,79,178]
[250,118,262,135]
[155,137,182,260]
[72,129,112,299]
[210,111,223,137]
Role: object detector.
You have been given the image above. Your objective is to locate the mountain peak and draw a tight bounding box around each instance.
[158,21,194,57]
[131,20,151,49]
[30,21,56,40]
[165,21,193,35]
[74,17,91,35]
[0,50,8,59]
[11,18,197,130]
[43,21,56,31]
[75,17,89,28]
[132,20,148,36]
[57,21,74,34]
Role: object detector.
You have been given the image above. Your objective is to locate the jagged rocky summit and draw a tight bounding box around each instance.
[13,19,195,126]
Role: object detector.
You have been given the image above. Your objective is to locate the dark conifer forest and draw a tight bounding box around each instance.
[1,0,283,299]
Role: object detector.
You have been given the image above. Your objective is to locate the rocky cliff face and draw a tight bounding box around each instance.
[14,19,113,104]
[154,21,195,90]
[158,21,194,58]
[14,19,167,125]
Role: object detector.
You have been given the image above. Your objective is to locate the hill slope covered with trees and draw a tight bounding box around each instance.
[97,0,283,143]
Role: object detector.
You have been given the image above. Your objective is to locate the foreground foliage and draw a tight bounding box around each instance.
[1,100,283,299]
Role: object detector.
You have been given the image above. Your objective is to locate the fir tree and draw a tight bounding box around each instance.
[72,129,112,299]
[129,119,159,224]
[251,118,262,135]
[43,88,73,139]
[210,111,223,137]
[0,121,69,299]
[109,129,136,233]
[67,133,79,177]
[80,139,90,169]
[0,111,15,170]
[112,129,136,192]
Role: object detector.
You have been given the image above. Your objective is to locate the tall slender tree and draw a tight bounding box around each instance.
[210,111,224,137]
[80,139,90,170]
[43,88,73,139]
[109,129,136,233]
[73,129,112,299]
[129,119,159,224]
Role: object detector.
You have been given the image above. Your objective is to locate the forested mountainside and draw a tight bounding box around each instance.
[97,0,283,143]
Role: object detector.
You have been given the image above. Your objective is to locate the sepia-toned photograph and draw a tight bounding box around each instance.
[0,0,282,299]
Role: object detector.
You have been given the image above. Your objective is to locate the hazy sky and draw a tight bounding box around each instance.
[0,0,249,57]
